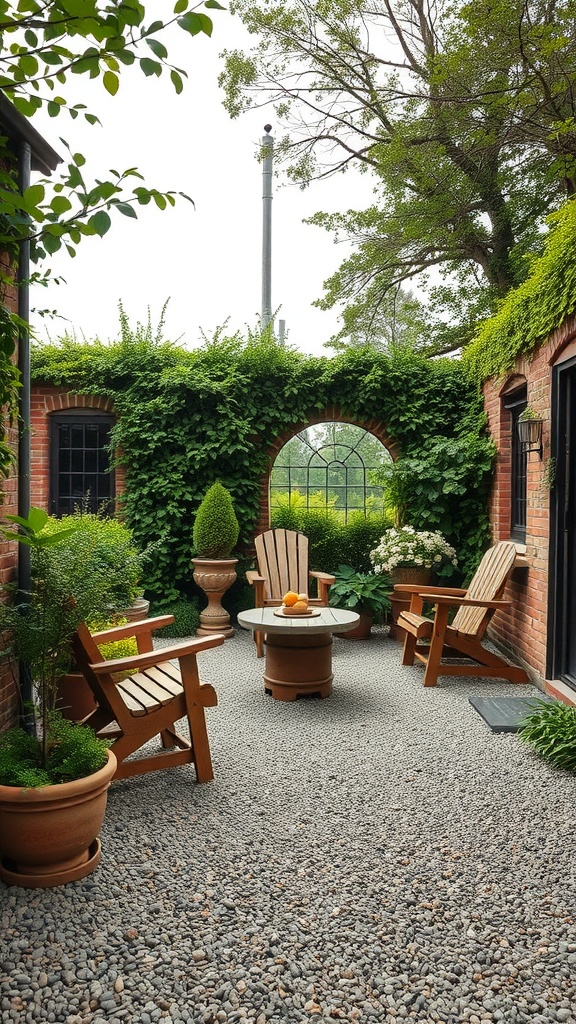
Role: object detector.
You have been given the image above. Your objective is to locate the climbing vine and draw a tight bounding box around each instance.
[464,199,576,383]
[31,337,494,600]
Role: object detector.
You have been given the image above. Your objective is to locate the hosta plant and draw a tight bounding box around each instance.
[519,699,576,772]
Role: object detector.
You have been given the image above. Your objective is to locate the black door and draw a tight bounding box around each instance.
[549,357,576,688]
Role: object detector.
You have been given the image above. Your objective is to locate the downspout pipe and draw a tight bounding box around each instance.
[261,125,273,333]
[17,139,33,725]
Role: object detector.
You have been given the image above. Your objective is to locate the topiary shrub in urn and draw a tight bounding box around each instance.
[191,482,240,638]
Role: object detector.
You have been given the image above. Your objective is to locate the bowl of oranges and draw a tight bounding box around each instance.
[274,591,320,617]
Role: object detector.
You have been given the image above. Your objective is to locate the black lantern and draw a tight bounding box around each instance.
[517,415,543,458]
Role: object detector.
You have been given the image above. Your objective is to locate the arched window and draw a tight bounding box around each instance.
[50,410,115,516]
[270,422,391,522]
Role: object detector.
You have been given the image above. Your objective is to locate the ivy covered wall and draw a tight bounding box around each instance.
[31,339,493,602]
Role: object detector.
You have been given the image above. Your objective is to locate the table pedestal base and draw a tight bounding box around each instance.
[263,632,333,701]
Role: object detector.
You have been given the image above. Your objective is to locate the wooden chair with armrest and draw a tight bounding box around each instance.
[396,541,529,687]
[246,528,336,656]
[72,615,224,782]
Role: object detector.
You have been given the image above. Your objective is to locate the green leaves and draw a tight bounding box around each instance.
[519,699,576,772]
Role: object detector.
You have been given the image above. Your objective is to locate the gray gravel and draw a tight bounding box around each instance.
[2,627,576,1024]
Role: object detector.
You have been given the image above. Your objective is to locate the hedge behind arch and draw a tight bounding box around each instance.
[31,337,492,600]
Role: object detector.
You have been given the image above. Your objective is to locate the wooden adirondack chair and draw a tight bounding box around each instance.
[397,541,529,687]
[72,616,224,782]
[246,529,336,657]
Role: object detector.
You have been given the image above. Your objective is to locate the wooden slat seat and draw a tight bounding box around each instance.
[246,529,336,657]
[72,617,224,782]
[398,542,529,687]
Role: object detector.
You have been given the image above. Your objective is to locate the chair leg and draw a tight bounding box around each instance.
[188,705,214,782]
[402,630,417,665]
[255,630,264,658]
[422,605,450,687]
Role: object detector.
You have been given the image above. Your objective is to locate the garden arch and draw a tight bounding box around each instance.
[254,407,398,535]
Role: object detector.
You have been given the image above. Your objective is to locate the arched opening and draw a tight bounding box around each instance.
[269,421,392,522]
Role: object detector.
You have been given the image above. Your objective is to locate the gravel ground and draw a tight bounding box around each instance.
[1,627,576,1024]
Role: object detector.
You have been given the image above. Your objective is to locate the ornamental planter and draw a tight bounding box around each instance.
[192,557,238,638]
[0,749,116,888]
[389,567,432,640]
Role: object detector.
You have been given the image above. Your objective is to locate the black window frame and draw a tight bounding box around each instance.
[49,410,116,517]
[503,386,528,543]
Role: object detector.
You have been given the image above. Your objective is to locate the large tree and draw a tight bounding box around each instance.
[221,0,576,352]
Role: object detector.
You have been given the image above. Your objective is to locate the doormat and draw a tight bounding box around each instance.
[469,695,554,733]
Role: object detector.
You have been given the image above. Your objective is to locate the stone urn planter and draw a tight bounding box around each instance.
[0,749,117,888]
[192,557,238,638]
[389,567,431,640]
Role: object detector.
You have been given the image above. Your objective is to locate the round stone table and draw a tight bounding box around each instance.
[237,607,360,701]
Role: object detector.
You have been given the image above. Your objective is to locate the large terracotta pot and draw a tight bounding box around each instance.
[56,671,97,722]
[389,567,432,640]
[191,557,237,638]
[336,611,373,640]
[0,749,116,888]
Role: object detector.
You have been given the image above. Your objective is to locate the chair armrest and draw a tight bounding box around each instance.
[90,615,175,643]
[89,633,226,674]
[424,595,511,609]
[309,571,336,585]
[246,571,266,586]
[393,585,467,595]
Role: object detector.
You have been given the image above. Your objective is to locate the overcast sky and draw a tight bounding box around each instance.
[31,10,375,357]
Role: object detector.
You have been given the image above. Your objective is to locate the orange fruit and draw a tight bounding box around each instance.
[283,591,299,607]
[291,600,309,614]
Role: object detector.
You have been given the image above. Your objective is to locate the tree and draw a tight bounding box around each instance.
[0,0,224,473]
[221,0,576,352]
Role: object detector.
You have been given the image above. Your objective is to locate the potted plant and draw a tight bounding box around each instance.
[0,508,116,888]
[191,481,240,638]
[370,526,458,638]
[328,564,392,639]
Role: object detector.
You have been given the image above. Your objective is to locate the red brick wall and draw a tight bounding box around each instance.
[30,387,125,510]
[483,313,576,692]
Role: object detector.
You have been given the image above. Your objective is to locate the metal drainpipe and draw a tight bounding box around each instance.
[17,139,33,726]
[261,125,273,333]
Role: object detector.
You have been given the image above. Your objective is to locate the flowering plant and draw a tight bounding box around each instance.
[370,527,458,574]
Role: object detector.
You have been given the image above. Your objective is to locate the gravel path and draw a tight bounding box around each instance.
[2,628,576,1024]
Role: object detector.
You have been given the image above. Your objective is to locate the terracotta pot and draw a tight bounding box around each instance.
[191,557,237,638]
[120,597,151,622]
[56,671,97,722]
[0,749,117,888]
[336,611,373,640]
[389,567,432,640]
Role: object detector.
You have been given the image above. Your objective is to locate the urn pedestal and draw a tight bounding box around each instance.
[192,557,238,638]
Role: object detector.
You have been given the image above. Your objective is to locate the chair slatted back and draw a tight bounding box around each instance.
[255,529,309,600]
[452,541,517,638]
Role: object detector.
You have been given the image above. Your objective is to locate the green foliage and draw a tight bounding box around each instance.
[154,598,200,639]
[192,481,240,558]
[0,0,223,482]
[465,200,576,382]
[0,714,109,788]
[519,699,576,772]
[271,503,392,575]
[328,565,391,621]
[31,336,492,599]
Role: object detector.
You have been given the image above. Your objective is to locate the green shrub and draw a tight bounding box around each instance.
[519,699,576,772]
[192,481,240,558]
[154,598,200,638]
[0,714,110,788]
[270,505,392,575]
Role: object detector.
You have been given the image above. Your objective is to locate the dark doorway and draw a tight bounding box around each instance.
[548,356,576,689]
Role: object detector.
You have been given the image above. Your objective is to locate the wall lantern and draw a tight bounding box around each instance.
[517,413,544,459]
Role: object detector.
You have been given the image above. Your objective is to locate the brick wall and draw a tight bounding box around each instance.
[30,387,125,510]
[483,313,576,695]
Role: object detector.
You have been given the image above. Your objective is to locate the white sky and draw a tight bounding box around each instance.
[30,10,375,357]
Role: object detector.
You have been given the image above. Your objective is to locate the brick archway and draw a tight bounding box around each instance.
[30,387,124,511]
[254,405,399,536]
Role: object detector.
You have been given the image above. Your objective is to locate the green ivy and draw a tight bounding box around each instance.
[31,335,494,600]
[464,199,576,383]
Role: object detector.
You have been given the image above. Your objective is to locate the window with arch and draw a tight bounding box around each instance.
[50,410,115,516]
[269,422,392,522]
